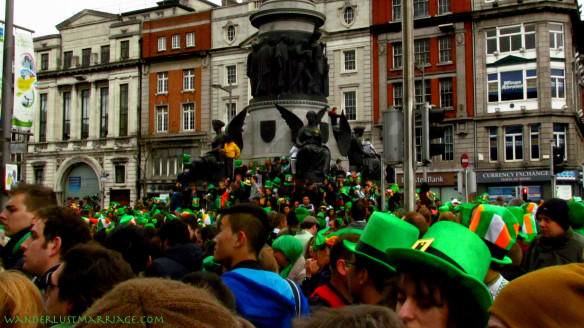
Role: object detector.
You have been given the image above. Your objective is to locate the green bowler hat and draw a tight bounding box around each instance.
[235,159,243,168]
[387,221,492,321]
[468,204,516,264]
[344,211,419,272]
[272,177,282,187]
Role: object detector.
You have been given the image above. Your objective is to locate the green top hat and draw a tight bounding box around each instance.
[387,221,492,321]
[295,207,310,223]
[264,180,273,189]
[568,201,584,228]
[272,177,282,187]
[192,197,200,208]
[344,211,419,272]
[468,204,516,264]
[182,154,192,165]
[284,174,294,186]
[208,184,216,190]
[235,159,243,168]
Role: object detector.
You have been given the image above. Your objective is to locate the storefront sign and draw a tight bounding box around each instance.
[397,172,457,187]
[476,170,550,183]
[556,170,579,182]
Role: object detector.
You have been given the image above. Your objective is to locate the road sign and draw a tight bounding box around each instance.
[461,153,469,168]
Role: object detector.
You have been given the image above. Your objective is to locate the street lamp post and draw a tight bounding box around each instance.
[212,81,234,121]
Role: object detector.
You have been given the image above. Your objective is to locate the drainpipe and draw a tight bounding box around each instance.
[136,38,143,200]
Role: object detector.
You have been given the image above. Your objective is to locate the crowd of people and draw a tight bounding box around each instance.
[1,156,584,328]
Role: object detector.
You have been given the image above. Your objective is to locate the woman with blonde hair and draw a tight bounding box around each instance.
[0,271,44,328]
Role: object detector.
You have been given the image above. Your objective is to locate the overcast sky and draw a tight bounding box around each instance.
[1,0,583,37]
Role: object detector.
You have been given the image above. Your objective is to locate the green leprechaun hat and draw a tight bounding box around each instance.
[272,177,282,188]
[284,174,294,187]
[182,154,192,165]
[568,201,584,229]
[192,197,200,208]
[458,202,479,227]
[264,180,273,189]
[295,207,310,224]
[468,204,517,264]
[387,221,492,323]
[344,211,419,272]
[235,159,243,168]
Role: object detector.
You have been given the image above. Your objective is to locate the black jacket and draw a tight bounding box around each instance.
[146,243,203,280]
[0,228,29,270]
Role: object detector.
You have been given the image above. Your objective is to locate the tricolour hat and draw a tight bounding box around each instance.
[192,197,200,208]
[387,221,492,321]
[458,202,479,227]
[468,204,516,264]
[344,211,419,272]
[284,174,294,186]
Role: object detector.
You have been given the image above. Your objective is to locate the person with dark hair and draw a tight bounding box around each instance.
[387,221,493,328]
[214,203,309,328]
[294,304,405,328]
[350,201,367,223]
[104,225,151,275]
[402,211,428,237]
[182,271,237,312]
[20,206,91,292]
[0,184,57,270]
[522,198,584,272]
[44,242,134,319]
[145,220,203,280]
[343,212,419,306]
[295,216,318,254]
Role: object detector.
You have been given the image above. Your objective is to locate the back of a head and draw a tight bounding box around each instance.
[351,202,367,221]
[104,225,150,274]
[38,206,91,258]
[182,271,236,312]
[59,242,135,316]
[329,234,361,274]
[11,183,57,213]
[159,220,190,247]
[220,203,270,255]
[0,271,43,328]
[77,278,251,328]
[507,198,525,207]
[294,304,404,328]
[402,211,428,237]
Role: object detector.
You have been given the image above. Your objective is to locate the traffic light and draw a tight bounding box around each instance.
[552,145,565,175]
[521,187,529,202]
[383,107,404,163]
[421,103,446,164]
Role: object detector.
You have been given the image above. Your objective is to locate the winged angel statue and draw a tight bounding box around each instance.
[275,104,330,183]
[178,108,248,185]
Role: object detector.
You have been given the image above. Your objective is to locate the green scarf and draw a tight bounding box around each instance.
[272,235,303,279]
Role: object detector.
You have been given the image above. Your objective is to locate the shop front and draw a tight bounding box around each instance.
[476,169,551,202]
[396,171,462,203]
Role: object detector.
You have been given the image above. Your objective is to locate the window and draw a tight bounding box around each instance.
[414,80,431,105]
[393,42,402,69]
[172,34,180,49]
[158,37,166,51]
[551,69,565,98]
[530,124,540,160]
[183,103,196,131]
[549,23,563,49]
[81,89,90,139]
[100,87,109,138]
[226,103,236,122]
[227,25,236,42]
[82,48,91,67]
[438,36,452,63]
[186,32,195,47]
[343,7,354,25]
[440,78,453,108]
[34,167,43,185]
[119,84,128,137]
[488,69,537,102]
[438,0,450,14]
[392,0,401,21]
[64,51,73,69]
[115,165,125,184]
[156,11,164,17]
[120,40,129,59]
[553,124,567,160]
[101,45,110,64]
[41,53,49,71]
[39,94,47,142]
[344,91,357,120]
[413,0,428,18]
[183,69,195,91]
[505,125,523,161]
[486,24,535,54]
[393,83,403,110]
[415,126,422,162]
[62,92,71,140]
[343,50,356,71]
[226,65,236,84]
[442,126,453,161]
[157,72,168,93]
[414,39,430,66]
[156,105,169,132]
[489,127,498,161]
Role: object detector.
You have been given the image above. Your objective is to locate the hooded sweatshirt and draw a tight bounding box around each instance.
[145,243,203,280]
[223,267,310,328]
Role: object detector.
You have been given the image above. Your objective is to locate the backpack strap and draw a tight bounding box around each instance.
[285,278,301,317]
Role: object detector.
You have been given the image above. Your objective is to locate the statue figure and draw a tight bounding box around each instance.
[276,104,330,183]
[274,34,291,94]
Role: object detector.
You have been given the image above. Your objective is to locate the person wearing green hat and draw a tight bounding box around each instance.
[283,174,294,187]
[468,204,517,299]
[272,235,306,285]
[387,221,492,328]
[343,211,419,305]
